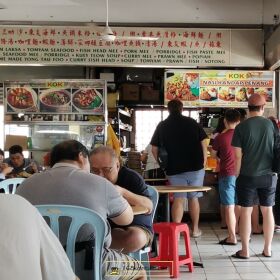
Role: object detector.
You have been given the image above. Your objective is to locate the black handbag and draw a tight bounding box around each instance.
[158,146,168,171]
[157,123,168,171]
[272,122,280,173]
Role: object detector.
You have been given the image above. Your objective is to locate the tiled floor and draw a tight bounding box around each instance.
[150,222,280,279]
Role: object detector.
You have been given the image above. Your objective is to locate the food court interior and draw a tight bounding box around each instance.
[1,0,280,279]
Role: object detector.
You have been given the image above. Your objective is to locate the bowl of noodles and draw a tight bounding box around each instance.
[39,89,71,108]
[7,87,37,111]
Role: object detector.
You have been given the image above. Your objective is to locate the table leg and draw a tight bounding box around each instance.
[161,193,170,222]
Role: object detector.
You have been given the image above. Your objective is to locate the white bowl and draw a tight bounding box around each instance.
[7,87,37,112]
[72,88,103,112]
[39,89,71,108]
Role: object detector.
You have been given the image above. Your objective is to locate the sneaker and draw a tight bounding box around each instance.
[192,229,202,238]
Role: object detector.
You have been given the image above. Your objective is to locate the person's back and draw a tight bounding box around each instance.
[211,109,240,245]
[150,99,207,237]
[233,116,274,176]
[213,129,235,176]
[231,93,276,260]
[157,114,205,175]
[16,165,120,247]
[0,194,76,280]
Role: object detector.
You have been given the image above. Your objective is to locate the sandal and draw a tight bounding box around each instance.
[192,230,202,238]
[218,237,237,246]
[262,251,272,258]
[231,250,249,259]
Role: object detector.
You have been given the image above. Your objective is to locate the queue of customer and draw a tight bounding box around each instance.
[150,96,278,259]
[1,94,280,279]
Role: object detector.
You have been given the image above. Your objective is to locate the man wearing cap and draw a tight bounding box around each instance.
[231,93,277,259]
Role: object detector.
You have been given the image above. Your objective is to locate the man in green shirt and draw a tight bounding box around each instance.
[231,93,277,259]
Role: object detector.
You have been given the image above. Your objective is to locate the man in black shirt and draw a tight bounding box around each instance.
[151,99,208,237]
[89,146,153,253]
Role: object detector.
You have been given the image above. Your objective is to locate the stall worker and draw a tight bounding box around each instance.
[89,145,153,254]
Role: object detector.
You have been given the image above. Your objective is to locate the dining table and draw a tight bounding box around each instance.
[154,185,212,222]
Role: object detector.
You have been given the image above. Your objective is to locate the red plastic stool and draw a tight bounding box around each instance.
[150,222,194,278]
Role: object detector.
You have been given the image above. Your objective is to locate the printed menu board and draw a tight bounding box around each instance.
[4,79,105,114]
[164,70,275,108]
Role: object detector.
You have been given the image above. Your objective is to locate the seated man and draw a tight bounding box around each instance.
[16,140,146,280]
[0,194,77,280]
[4,145,41,178]
[89,146,153,253]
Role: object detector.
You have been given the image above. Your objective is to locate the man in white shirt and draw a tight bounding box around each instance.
[0,194,77,280]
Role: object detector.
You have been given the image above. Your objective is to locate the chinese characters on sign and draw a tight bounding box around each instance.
[164,70,275,108]
[0,26,230,67]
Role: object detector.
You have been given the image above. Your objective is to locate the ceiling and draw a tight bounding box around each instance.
[0,0,278,27]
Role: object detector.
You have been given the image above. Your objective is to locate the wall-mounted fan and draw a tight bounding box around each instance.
[92,0,158,42]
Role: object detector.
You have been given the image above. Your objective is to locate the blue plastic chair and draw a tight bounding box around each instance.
[36,204,105,280]
[0,178,25,194]
[129,185,159,279]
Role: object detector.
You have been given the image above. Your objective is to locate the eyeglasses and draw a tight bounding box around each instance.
[91,166,113,175]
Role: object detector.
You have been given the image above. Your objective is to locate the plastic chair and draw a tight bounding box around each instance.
[36,204,105,280]
[129,185,159,279]
[0,178,25,194]
[150,222,194,278]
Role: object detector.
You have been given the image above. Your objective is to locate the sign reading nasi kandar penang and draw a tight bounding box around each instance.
[164,70,275,108]
[0,26,231,67]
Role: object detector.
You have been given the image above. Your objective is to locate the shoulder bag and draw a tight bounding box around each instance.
[157,123,168,171]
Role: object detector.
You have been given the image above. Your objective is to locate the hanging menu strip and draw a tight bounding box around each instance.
[0,26,233,67]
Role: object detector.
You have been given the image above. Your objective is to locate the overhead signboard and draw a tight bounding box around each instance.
[0,25,262,67]
[164,70,275,108]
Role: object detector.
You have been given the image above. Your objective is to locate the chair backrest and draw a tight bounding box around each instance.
[0,178,25,194]
[36,204,105,280]
[147,185,159,223]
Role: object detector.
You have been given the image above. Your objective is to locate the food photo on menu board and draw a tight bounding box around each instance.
[218,87,235,101]
[165,72,199,101]
[72,88,104,114]
[6,86,39,113]
[39,88,72,113]
[199,87,218,101]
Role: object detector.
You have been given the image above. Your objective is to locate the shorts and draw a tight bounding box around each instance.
[167,169,205,199]
[112,225,153,248]
[135,225,153,248]
[219,176,236,206]
[236,173,277,207]
[103,248,144,280]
